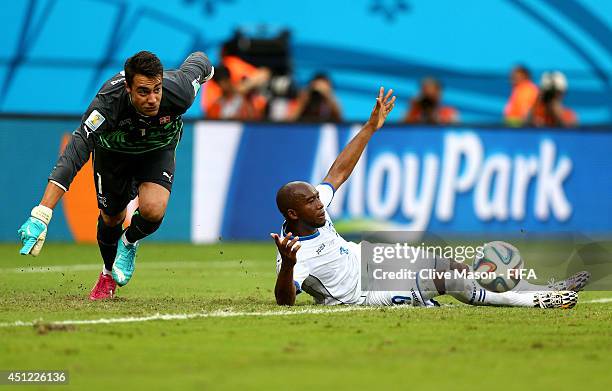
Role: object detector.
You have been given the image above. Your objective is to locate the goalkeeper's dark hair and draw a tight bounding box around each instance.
[124,51,163,86]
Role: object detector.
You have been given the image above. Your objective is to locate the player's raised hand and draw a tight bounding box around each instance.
[271,232,301,267]
[366,87,396,131]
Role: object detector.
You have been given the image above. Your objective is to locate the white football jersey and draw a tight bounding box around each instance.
[275,183,362,305]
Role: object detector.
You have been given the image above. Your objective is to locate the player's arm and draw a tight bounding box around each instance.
[180,51,214,80]
[165,52,214,111]
[18,114,97,256]
[322,87,395,191]
[49,122,96,193]
[272,232,301,306]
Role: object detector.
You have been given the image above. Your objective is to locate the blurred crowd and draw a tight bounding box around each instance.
[504,66,576,127]
[202,32,577,127]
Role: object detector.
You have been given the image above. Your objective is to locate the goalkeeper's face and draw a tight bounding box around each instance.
[126,74,163,116]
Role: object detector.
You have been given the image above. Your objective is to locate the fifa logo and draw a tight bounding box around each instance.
[90,114,102,127]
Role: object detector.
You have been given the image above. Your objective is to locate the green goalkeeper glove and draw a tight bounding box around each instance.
[18,205,53,256]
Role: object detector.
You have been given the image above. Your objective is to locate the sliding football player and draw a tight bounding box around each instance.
[272,87,587,309]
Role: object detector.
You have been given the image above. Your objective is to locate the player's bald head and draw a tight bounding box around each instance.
[276,181,315,218]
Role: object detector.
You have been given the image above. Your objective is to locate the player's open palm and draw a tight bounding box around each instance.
[271,232,301,267]
[367,87,396,130]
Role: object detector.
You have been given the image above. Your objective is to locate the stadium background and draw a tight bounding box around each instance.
[1,0,612,242]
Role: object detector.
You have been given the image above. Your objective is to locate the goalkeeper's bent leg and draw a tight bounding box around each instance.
[97,214,124,271]
[124,209,163,243]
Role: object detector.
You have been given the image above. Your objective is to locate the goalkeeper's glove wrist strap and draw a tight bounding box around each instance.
[203,65,215,82]
[31,205,53,225]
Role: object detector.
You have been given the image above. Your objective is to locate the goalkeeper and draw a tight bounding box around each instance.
[18,51,214,300]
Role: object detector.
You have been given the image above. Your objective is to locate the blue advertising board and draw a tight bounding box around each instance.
[1,119,611,242]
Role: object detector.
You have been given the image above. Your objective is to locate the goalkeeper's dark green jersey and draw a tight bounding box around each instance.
[49,52,213,190]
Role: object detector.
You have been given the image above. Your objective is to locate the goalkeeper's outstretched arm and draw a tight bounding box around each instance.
[18,127,94,256]
[321,87,395,191]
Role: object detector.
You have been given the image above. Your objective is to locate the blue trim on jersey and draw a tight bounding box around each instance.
[319,182,336,208]
[297,230,320,241]
[281,221,320,241]
[294,280,302,294]
[319,182,336,193]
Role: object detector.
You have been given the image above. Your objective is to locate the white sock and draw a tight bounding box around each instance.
[446,277,536,307]
[102,266,112,276]
[474,287,536,307]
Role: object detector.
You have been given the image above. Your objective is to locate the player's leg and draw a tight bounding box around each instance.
[437,259,577,308]
[514,271,591,292]
[364,290,440,307]
[112,183,169,286]
[123,182,169,244]
[98,210,126,272]
[123,143,174,243]
[112,146,175,286]
[90,148,134,299]
[90,210,126,300]
[363,244,577,309]
[362,248,445,307]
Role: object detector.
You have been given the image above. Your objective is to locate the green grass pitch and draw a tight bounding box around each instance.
[0,242,610,390]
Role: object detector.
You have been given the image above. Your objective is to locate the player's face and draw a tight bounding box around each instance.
[296,186,326,228]
[127,74,163,116]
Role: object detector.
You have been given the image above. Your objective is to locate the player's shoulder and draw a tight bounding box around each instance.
[81,71,128,129]
[97,71,128,98]
[91,72,127,113]
[162,69,190,97]
[315,182,336,208]
[159,69,195,113]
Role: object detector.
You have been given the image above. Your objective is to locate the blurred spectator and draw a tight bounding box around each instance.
[264,76,299,121]
[201,55,261,115]
[205,65,270,121]
[529,71,577,127]
[404,77,458,124]
[504,65,539,126]
[291,73,342,122]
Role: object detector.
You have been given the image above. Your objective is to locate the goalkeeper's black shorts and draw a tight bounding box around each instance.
[92,144,177,216]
